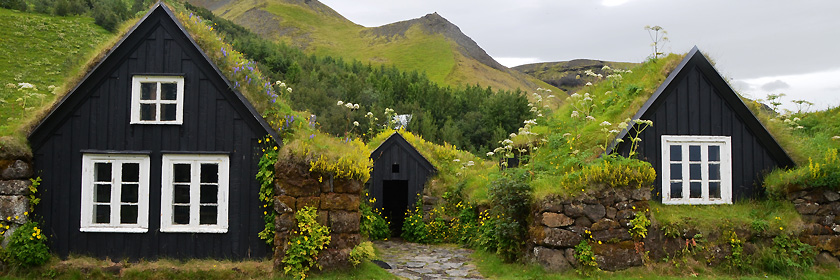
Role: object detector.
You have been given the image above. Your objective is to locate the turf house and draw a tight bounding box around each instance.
[608,47,795,205]
[368,132,437,235]
[26,3,279,259]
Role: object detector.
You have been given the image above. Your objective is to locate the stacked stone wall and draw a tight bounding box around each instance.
[789,188,840,265]
[529,188,651,271]
[0,159,33,248]
[272,160,362,270]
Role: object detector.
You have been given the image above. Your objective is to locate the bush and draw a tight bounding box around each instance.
[360,193,390,241]
[5,221,50,268]
[282,207,331,280]
[401,199,427,243]
[0,0,26,11]
[759,234,815,275]
[348,241,375,267]
[91,0,129,32]
[476,177,532,262]
[765,148,840,198]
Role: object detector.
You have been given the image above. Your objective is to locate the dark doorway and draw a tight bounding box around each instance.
[382,180,409,236]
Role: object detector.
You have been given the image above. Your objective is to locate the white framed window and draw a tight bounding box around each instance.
[81,154,150,232]
[161,154,229,233]
[130,76,184,124]
[661,135,732,205]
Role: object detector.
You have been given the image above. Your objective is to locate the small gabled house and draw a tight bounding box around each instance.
[609,47,794,205]
[27,3,278,259]
[369,132,436,235]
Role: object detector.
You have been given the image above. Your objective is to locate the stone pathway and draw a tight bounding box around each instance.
[374,239,484,280]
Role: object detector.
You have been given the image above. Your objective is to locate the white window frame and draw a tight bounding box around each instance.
[160,154,229,233]
[81,154,150,233]
[661,135,732,205]
[130,75,184,124]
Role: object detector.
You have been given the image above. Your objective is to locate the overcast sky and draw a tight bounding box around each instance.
[319,0,840,112]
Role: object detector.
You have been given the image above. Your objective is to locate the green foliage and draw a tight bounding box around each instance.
[400,199,427,243]
[629,211,650,240]
[759,234,815,275]
[650,200,802,238]
[359,192,389,241]
[28,176,41,211]
[283,206,331,280]
[256,136,278,245]
[765,148,840,198]
[0,0,27,11]
[475,177,532,262]
[724,231,745,270]
[574,240,598,274]
[5,221,50,268]
[348,241,375,267]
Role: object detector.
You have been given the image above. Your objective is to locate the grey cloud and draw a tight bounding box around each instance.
[760,80,790,92]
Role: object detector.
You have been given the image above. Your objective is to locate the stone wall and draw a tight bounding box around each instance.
[789,188,840,265]
[272,160,362,270]
[529,188,651,271]
[0,159,34,247]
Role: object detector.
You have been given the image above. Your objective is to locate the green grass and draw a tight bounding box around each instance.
[650,199,803,236]
[0,8,113,137]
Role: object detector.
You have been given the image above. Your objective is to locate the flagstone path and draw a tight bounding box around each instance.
[373,239,484,280]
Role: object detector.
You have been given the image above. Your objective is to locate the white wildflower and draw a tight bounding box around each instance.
[353,121,359,127]
[571,93,581,98]
[538,113,543,117]
[466,161,475,167]
[618,122,628,130]
[600,121,611,127]
[366,112,373,117]
[486,151,495,157]
[609,129,620,134]
[585,82,593,86]
[571,111,580,118]
[562,133,572,137]
[337,100,344,106]
[345,103,354,109]
[832,136,840,140]
[353,103,360,110]
[453,158,460,162]
[510,133,517,138]
[793,117,801,122]
[502,139,514,145]
[547,95,555,98]
[287,87,292,93]
[586,116,596,121]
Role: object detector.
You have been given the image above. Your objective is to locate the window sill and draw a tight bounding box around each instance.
[80,227,148,233]
[662,199,732,205]
[160,227,228,233]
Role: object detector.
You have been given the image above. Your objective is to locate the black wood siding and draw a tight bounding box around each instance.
[369,134,436,210]
[29,5,271,260]
[614,63,791,201]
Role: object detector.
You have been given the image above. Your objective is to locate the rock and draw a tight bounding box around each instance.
[329,211,360,233]
[616,209,636,220]
[542,212,574,228]
[834,225,840,234]
[0,180,30,195]
[329,233,361,250]
[538,198,564,213]
[600,194,617,207]
[275,213,296,232]
[0,196,28,224]
[802,223,833,235]
[805,190,829,203]
[541,228,583,248]
[593,241,643,271]
[816,251,840,268]
[826,191,840,202]
[592,229,632,242]
[565,248,578,268]
[816,206,834,216]
[317,248,351,269]
[787,190,807,201]
[583,204,606,221]
[591,218,620,231]
[333,178,362,194]
[317,211,329,227]
[615,201,633,210]
[320,193,360,211]
[296,196,321,209]
[606,207,617,219]
[820,215,836,227]
[274,161,321,197]
[704,245,732,266]
[533,246,572,271]
[565,203,585,218]
[575,216,592,227]
[631,188,651,201]
[0,160,32,180]
[422,195,439,206]
[273,195,294,214]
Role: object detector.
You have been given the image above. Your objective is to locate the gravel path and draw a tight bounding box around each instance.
[374,239,484,280]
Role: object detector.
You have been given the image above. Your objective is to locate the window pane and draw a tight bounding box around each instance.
[95,184,111,203]
[140,104,156,121]
[709,164,720,180]
[201,185,217,204]
[174,184,190,204]
[140,83,156,100]
[161,104,177,121]
[670,164,682,180]
[121,205,138,224]
[392,164,400,173]
[689,145,701,161]
[94,162,111,182]
[122,163,139,182]
[201,164,218,183]
[690,182,702,198]
[709,146,720,162]
[670,182,682,199]
[173,164,190,183]
[709,182,721,199]
[94,205,110,224]
[690,164,701,180]
[173,206,190,225]
[670,145,681,161]
[121,184,139,203]
[200,206,217,225]
[161,83,177,100]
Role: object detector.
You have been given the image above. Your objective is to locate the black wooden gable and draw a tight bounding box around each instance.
[608,47,794,201]
[26,3,277,260]
[371,133,437,175]
[29,2,278,147]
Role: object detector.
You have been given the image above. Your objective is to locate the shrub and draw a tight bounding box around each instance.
[401,199,427,243]
[476,177,532,262]
[348,241,375,267]
[628,211,650,240]
[759,234,815,275]
[256,139,278,245]
[574,240,598,274]
[282,206,331,280]
[0,0,26,11]
[359,193,389,241]
[765,148,840,198]
[5,221,50,268]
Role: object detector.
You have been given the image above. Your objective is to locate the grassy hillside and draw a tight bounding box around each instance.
[514,59,637,94]
[189,0,555,92]
[0,8,113,137]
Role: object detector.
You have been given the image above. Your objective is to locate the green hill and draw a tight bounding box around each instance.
[186,0,553,92]
[514,59,637,94]
[0,8,113,137]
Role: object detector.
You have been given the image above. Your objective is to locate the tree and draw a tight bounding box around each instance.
[644,25,669,59]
